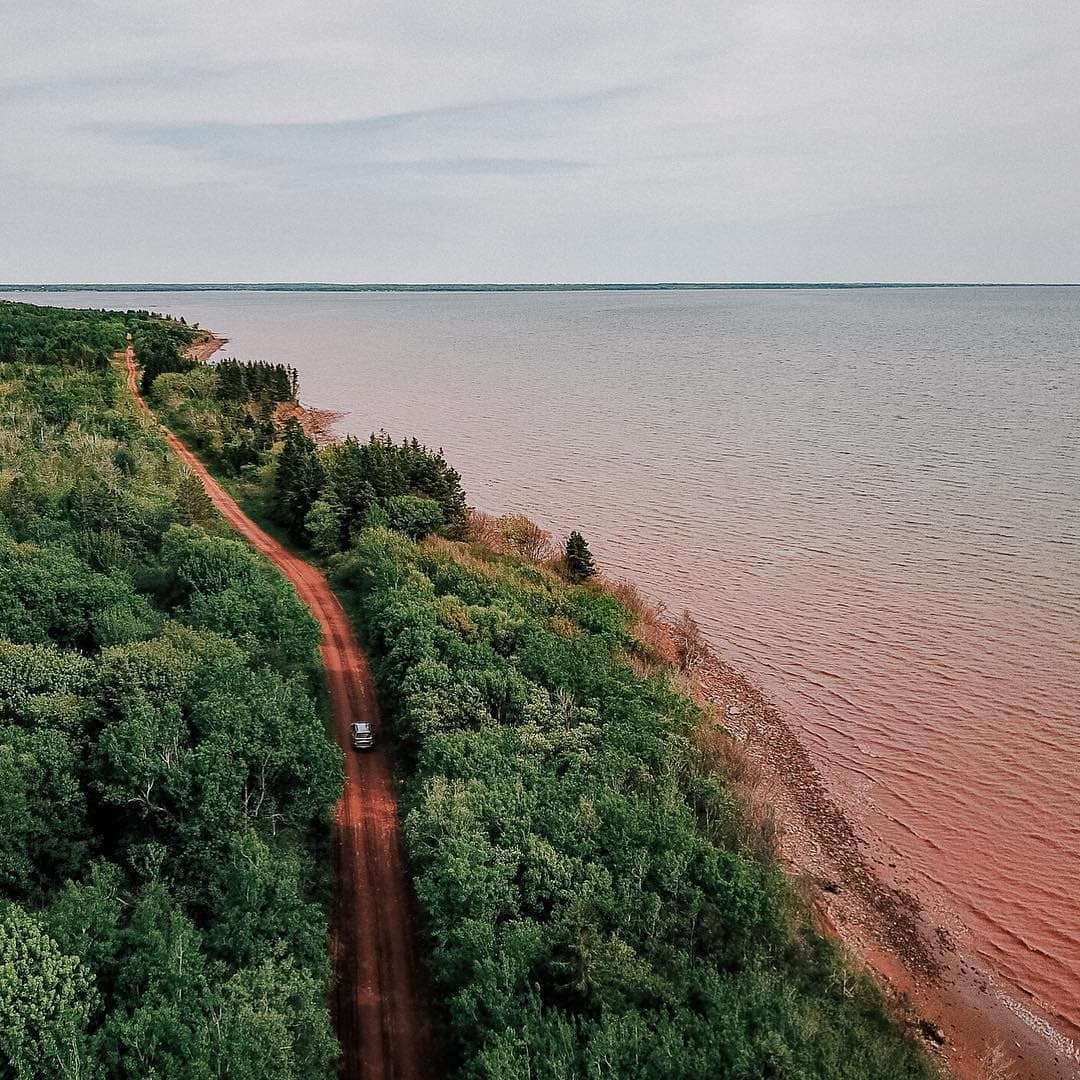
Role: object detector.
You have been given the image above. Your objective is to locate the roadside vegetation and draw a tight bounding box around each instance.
[0,302,341,1079]
[147,305,937,1079]
[0,300,936,1080]
[330,532,934,1078]
[150,358,468,551]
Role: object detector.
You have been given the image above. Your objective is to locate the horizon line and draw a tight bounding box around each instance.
[3,280,1079,292]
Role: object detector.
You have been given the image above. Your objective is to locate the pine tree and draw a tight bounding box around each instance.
[273,419,323,536]
[565,530,596,582]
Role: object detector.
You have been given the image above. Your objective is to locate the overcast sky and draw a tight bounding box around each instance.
[2,1,1078,283]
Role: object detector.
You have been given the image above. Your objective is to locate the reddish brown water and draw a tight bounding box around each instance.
[11,286,1079,1046]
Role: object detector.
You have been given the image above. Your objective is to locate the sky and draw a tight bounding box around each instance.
[2,1,1078,283]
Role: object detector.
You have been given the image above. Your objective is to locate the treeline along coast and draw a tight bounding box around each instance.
[0,299,941,1078]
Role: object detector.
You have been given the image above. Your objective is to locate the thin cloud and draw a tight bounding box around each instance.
[84,87,644,177]
[88,78,657,146]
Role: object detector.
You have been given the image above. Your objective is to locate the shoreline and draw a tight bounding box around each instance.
[692,645,1079,1080]
[186,329,229,361]
[184,333,344,446]
[183,323,1077,1079]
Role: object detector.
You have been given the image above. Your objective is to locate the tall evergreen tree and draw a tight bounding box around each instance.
[273,420,323,536]
[564,530,596,582]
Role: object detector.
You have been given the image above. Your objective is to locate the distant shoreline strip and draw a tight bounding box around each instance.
[3,281,1078,293]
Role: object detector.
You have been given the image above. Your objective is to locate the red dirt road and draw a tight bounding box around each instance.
[125,345,433,1080]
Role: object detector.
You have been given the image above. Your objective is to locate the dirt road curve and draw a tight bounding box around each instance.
[125,345,433,1080]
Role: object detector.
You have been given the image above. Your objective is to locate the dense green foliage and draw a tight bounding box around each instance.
[134,322,197,393]
[0,305,341,1078]
[0,301,196,374]
[150,358,299,475]
[294,433,463,545]
[216,357,299,403]
[0,300,934,1079]
[154,364,468,546]
[331,533,935,1080]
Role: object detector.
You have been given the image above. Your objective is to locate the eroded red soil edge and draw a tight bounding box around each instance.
[126,343,434,1080]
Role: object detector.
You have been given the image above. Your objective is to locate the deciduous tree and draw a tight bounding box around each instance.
[0,903,98,1080]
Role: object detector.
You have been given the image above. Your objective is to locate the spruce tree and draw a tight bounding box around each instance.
[273,419,323,536]
[565,530,596,582]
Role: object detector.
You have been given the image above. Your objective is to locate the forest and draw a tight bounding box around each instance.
[151,360,468,549]
[330,531,936,1079]
[147,308,934,1077]
[0,302,341,1078]
[0,302,195,374]
[0,299,936,1080]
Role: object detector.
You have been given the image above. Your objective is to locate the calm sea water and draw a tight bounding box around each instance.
[8,286,1079,1039]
